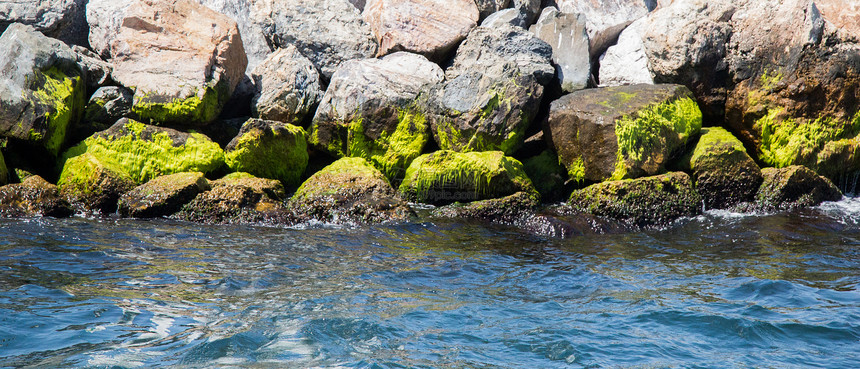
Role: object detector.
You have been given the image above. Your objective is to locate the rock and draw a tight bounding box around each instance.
[398,150,537,205]
[598,20,654,86]
[118,172,211,218]
[0,150,7,185]
[363,0,479,60]
[753,166,842,211]
[175,173,288,224]
[686,127,762,209]
[425,25,554,154]
[558,0,655,58]
[196,0,273,71]
[77,86,134,142]
[62,118,226,184]
[481,8,529,29]
[309,52,443,178]
[250,45,322,124]
[0,175,74,218]
[85,0,134,59]
[0,23,85,157]
[71,45,113,92]
[106,0,247,126]
[816,0,860,39]
[474,0,510,21]
[511,0,541,25]
[252,0,377,80]
[432,191,539,220]
[57,152,136,215]
[547,84,702,183]
[521,149,569,202]
[224,118,309,187]
[289,157,412,224]
[568,172,702,228]
[0,0,87,45]
[198,117,246,148]
[529,7,591,92]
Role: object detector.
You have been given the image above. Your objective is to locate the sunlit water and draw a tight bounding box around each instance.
[1,199,859,368]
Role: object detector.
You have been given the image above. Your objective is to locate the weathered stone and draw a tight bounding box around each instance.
[86,0,134,58]
[432,191,539,220]
[568,172,702,228]
[289,157,412,224]
[250,45,322,124]
[481,8,529,29]
[252,0,377,80]
[72,45,113,92]
[425,25,554,154]
[529,7,591,92]
[0,0,87,45]
[105,0,248,126]
[686,127,762,209]
[175,172,288,224]
[598,20,653,86]
[511,0,541,25]
[0,23,85,157]
[62,119,226,185]
[558,0,655,58]
[474,0,510,21]
[77,86,134,142]
[816,0,860,40]
[363,0,479,60]
[521,149,570,202]
[57,152,136,215]
[118,172,210,218]
[309,52,443,179]
[225,118,309,187]
[754,166,842,211]
[547,84,702,183]
[196,0,273,71]
[398,150,537,205]
[0,175,74,218]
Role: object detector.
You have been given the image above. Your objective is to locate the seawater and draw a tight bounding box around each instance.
[1,199,859,368]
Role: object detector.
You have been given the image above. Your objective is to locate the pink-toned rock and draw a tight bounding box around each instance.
[363,0,479,60]
[108,0,247,126]
[816,0,860,38]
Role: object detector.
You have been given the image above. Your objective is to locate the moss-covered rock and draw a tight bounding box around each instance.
[225,119,308,187]
[62,118,226,185]
[686,127,763,209]
[175,173,289,224]
[57,153,136,215]
[751,166,842,211]
[548,84,703,183]
[118,172,211,218]
[431,191,539,221]
[0,175,73,218]
[521,150,570,202]
[398,150,537,205]
[568,172,702,228]
[289,157,413,224]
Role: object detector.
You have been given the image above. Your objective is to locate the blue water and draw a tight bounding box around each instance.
[1,200,860,368]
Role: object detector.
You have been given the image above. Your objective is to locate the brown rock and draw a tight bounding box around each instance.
[0,176,74,218]
[118,172,211,218]
[753,166,842,211]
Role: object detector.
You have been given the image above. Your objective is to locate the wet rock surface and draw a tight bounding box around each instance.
[118,172,211,218]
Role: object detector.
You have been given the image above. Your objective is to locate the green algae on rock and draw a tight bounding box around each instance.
[0,175,74,218]
[751,166,842,211]
[57,152,136,215]
[225,119,308,187]
[118,172,211,218]
[175,173,289,224]
[289,157,412,224]
[62,119,226,184]
[548,84,702,183]
[0,150,7,185]
[131,85,225,126]
[399,150,537,205]
[521,149,570,202]
[686,127,763,210]
[431,191,540,221]
[568,172,702,228]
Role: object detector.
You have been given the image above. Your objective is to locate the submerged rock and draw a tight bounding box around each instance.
[62,119,226,185]
[398,150,537,205]
[568,172,702,228]
[224,118,309,187]
[547,84,702,183]
[363,0,479,60]
[432,191,539,221]
[686,127,762,210]
[118,172,211,218]
[250,45,322,124]
[176,173,289,224]
[0,23,85,157]
[0,175,74,218]
[425,25,554,155]
[529,7,590,92]
[751,166,842,211]
[310,52,443,179]
[57,153,136,215]
[289,157,412,224]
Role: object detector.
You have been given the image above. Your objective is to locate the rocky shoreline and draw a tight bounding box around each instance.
[0,0,855,235]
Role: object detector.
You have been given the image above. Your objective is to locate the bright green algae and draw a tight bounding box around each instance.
[291,157,384,203]
[755,108,860,169]
[57,152,131,197]
[132,85,222,126]
[30,66,86,155]
[225,121,308,187]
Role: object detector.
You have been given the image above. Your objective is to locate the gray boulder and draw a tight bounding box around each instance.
[598,19,654,86]
[0,0,87,45]
[250,45,322,124]
[71,45,112,92]
[196,0,273,71]
[511,0,541,25]
[558,0,655,58]
[425,25,554,155]
[85,0,134,59]
[474,0,510,20]
[481,8,529,29]
[252,0,377,80]
[530,7,591,92]
[75,86,134,143]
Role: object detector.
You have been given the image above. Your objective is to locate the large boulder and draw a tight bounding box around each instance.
[362,0,479,60]
[568,172,702,228]
[557,0,656,58]
[398,150,537,205]
[309,52,443,179]
[0,175,74,218]
[425,25,554,154]
[62,119,226,184]
[598,20,654,86]
[529,7,591,92]
[176,172,289,224]
[86,0,134,59]
[686,127,763,209]
[118,172,211,218]
[289,157,412,224]
[252,0,377,80]
[753,166,842,211]
[224,118,309,187]
[547,84,702,183]
[250,45,322,124]
[57,152,136,215]
[0,0,87,45]
[196,0,273,71]
[97,0,247,126]
[0,23,85,158]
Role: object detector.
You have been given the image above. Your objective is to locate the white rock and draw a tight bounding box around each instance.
[599,20,653,86]
[529,7,591,92]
